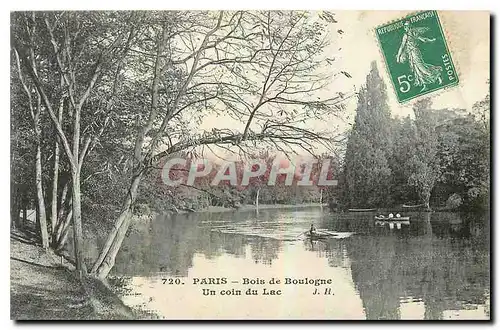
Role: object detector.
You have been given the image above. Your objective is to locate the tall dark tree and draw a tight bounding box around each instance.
[341,61,392,208]
[388,116,419,205]
[405,99,441,210]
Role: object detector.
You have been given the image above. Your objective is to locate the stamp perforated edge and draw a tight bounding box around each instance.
[373,10,462,106]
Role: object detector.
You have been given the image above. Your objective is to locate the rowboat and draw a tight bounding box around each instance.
[375,220,410,228]
[348,208,377,212]
[402,203,426,209]
[374,216,410,221]
[304,232,335,240]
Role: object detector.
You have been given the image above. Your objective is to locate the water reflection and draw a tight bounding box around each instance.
[106,208,489,320]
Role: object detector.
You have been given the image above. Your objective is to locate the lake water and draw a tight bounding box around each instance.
[103,207,490,320]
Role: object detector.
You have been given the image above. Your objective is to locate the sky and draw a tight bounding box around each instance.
[329,10,490,119]
[198,10,490,159]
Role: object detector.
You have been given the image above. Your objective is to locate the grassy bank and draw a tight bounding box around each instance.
[10,229,138,320]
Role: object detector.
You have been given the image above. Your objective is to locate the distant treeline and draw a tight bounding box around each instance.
[139,151,338,212]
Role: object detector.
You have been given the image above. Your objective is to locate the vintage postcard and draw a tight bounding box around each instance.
[10,10,490,320]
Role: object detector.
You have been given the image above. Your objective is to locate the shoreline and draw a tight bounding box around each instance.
[164,202,329,215]
[10,229,140,320]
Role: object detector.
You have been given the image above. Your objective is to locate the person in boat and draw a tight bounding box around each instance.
[389,213,394,219]
[310,223,317,235]
[396,213,401,218]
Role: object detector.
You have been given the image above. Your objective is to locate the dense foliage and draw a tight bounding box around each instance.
[339,63,490,211]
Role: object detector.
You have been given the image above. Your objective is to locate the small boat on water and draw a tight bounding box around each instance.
[348,208,377,212]
[375,220,410,226]
[304,231,336,240]
[402,203,426,209]
[374,215,410,221]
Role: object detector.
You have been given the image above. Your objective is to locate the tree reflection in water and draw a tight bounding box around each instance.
[98,207,488,320]
[326,211,489,320]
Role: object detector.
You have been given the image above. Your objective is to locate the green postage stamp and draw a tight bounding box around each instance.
[376,10,459,103]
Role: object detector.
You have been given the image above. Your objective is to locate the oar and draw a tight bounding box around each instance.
[296,231,308,238]
[317,229,337,237]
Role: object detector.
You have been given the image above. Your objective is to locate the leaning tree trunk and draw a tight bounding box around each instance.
[92,25,165,279]
[91,172,143,279]
[35,138,49,249]
[55,209,72,252]
[50,99,64,238]
[71,169,86,277]
[54,197,72,251]
[57,181,69,225]
[50,144,60,237]
[52,181,69,246]
[94,207,133,280]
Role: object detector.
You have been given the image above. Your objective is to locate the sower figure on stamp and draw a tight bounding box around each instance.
[396,21,443,92]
